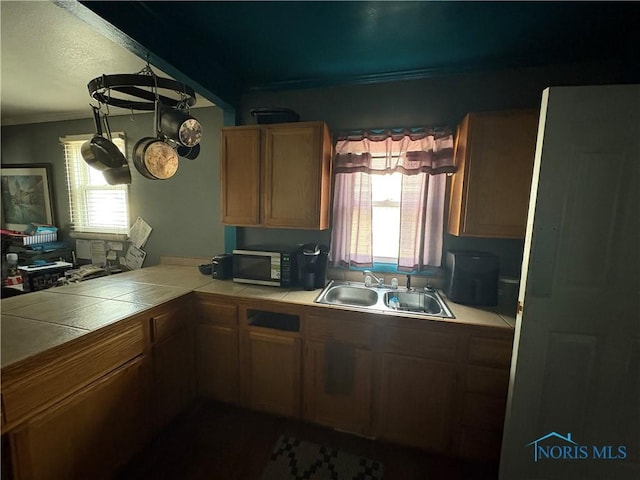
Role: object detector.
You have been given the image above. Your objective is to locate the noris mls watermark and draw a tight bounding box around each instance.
[526,432,627,462]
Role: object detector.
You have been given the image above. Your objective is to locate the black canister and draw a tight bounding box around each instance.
[212,253,233,280]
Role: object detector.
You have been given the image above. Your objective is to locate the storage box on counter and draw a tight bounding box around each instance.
[19,261,73,292]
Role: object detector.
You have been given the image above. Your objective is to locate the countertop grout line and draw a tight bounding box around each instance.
[2,265,514,370]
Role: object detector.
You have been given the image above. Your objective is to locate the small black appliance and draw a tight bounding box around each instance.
[445,251,499,306]
[297,243,329,290]
[212,253,233,280]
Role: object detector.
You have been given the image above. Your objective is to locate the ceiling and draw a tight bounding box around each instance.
[0,1,212,126]
[2,1,639,126]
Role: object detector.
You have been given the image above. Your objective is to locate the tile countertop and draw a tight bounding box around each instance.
[1,264,514,370]
[195,278,515,329]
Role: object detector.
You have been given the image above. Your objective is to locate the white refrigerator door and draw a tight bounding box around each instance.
[500,84,640,479]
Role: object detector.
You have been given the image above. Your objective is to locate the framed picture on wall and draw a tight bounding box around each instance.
[1,163,55,232]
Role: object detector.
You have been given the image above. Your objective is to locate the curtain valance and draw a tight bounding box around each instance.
[334,126,455,175]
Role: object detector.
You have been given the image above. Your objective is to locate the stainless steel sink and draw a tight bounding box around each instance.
[383,291,445,315]
[314,280,454,318]
[322,284,378,307]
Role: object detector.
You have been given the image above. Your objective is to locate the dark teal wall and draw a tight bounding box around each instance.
[238,61,623,277]
[1,106,225,266]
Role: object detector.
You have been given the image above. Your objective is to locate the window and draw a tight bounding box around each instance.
[330,127,455,272]
[371,171,402,263]
[61,135,130,235]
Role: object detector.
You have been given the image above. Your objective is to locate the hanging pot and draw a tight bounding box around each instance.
[160,108,202,147]
[81,106,126,171]
[101,113,131,185]
[103,165,132,185]
[177,143,200,160]
[132,97,179,180]
[133,137,179,180]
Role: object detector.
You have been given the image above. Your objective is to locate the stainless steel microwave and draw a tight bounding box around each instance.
[232,246,298,287]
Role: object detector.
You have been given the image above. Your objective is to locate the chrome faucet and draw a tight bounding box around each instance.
[363,270,384,287]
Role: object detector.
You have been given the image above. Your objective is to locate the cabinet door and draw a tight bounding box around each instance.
[11,357,151,480]
[221,127,261,225]
[153,327,195,431]
[448,110,539,238]
[196,323,239,403]
[241,331,301,418]
[303,341,373,436]
[262,123,331,229]
[377,353,457,453]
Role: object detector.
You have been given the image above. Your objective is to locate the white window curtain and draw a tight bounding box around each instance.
[330,127,454,271]
[61,135,130,235]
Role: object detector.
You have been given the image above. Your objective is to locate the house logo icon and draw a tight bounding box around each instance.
[526,432,577,462]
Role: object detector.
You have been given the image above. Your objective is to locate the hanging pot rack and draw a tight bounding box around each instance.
[83,65,202,183]
[87,73,197,111]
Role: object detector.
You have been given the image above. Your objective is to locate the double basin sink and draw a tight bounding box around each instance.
[314,280,454,318]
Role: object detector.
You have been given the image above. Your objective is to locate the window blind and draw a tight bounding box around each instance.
[61,135,130,235]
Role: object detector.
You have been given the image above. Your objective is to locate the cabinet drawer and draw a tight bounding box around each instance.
[3,323,145,426]
[306,314,373,348]
[465,365,510,397]
[461,392,507,431]
[468,337,513,367]
[198,300,238,327]
[152,304,189,343]
[384,326,457,362]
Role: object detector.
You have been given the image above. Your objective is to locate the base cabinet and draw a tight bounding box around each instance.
[240,331,301,418]
[153,328,195,431]
[182,295,514,464]
[11,357,151,480]
[303,341,373,436]
[197,324,239,403]
[150,301,196,432]
[195,298,239,404]
[456,334,513,462]
[376,353,457,453]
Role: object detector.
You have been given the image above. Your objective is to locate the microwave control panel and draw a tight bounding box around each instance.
[280,254,290,282]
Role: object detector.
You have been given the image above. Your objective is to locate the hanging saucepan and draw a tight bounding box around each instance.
[133,99,179,180]
[81,106,126,171]
[177,143,200,160]
[160,107,202,147]
[101,113,131,185]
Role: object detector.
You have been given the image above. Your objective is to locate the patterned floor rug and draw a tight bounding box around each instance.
[262,435,383,480]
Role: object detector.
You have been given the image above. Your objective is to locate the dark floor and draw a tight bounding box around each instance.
[117,400,498,480]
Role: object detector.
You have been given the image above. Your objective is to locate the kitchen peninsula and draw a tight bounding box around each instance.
[1,260,514,479]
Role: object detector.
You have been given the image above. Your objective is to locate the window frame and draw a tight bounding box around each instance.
[61,133,130,237]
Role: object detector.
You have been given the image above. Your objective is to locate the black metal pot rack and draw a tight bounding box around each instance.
[87,74,197,111]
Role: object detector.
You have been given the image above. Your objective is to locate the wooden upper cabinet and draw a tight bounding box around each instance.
[220,122,333,229]
[448,110,539,238]
[220,127,261,225]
